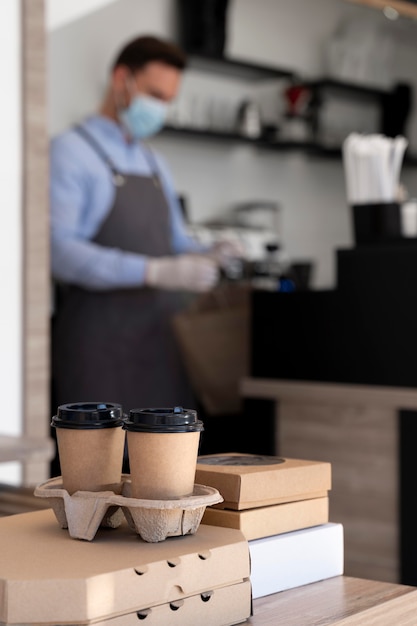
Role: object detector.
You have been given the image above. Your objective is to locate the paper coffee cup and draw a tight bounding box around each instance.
[51,402,125,495]
[123,407,204,500]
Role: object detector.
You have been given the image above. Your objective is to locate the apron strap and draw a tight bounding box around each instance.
[74,124,160,188]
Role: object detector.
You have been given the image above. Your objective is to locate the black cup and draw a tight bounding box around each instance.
[352,202,402,246]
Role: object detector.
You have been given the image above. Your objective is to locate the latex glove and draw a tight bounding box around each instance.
[209,238,246,269]
[145,254,219,292]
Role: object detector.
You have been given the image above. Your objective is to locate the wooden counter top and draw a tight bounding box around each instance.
[239,376,417,583]
[241,376,417,409]
[249,576,417,625]
[0,435,54,463]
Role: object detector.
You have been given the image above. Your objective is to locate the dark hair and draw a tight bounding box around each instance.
[112,35,187,72]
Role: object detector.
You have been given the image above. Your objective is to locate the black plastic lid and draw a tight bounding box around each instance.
[51,402,124,430]
[123,407,204,433]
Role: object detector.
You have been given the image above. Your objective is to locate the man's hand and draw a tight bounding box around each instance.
[209,238,246,269]
[145,254,220,292]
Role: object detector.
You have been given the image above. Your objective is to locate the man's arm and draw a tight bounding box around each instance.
[50,135,219,293]
[50,135,148,290]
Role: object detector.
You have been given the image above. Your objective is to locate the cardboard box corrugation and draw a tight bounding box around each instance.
[196,454,332,510]
[202,496,329,541]
[0,510,250,625]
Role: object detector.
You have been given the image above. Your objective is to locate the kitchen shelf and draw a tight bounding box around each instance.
[162,124,320,152]
[305,78,389,99]
[187,54,295,81]
[165,55,417,166]
[186,54,391,97]
[264,140,417,165]
[162,125,338,155]
[162,125,260,145]
[161,125,417,165]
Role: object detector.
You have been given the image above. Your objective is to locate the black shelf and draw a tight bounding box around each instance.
[162,124,338,152]
[161,125,417,165]
[187,54,295,81]
[258,138,332,154]
[187,55,392,99]
[162,125,260,144]
[305,78,389,100]
[162,125,322,152]
[164,42,417,169]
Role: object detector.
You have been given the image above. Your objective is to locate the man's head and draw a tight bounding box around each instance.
[103,35,187,138]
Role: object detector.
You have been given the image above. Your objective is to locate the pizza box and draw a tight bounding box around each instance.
[69,580,251,626]
[0,509,250,625]
[196,453,331,510]
[202,496,329,541]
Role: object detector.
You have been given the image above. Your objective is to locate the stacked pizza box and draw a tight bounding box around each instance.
[0,508,251,626]
[195,453,344,598]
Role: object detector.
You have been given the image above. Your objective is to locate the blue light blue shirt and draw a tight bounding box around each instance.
[50,115,202,290]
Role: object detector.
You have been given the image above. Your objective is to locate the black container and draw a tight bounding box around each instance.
[177,0,229,57]
[288,261,314,291]
[51,402,124,430]
[352,202,402,246]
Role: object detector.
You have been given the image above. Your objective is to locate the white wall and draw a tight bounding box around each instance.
[228,0,354,75]
[46,0,118,30]
[0,0,23,484]
[47,0,176,135]
[46,0,417,287]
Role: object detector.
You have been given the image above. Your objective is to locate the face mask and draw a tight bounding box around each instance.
[119,94,168,139]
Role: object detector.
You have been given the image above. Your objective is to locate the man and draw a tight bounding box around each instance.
[50,35,239,423]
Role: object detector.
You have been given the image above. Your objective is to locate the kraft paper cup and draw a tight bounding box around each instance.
[123,407,204,500]
[51,402,125,496]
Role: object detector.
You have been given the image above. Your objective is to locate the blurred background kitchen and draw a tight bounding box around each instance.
[3,0,417,585]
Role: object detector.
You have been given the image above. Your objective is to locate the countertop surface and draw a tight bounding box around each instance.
[0,434,54,463]
[249,575,417,625]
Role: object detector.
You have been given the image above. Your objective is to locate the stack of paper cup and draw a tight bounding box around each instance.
[51,402,125,495]
[123,407,204,500]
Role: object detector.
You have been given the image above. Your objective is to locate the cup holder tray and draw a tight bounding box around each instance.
[34,475,223,542]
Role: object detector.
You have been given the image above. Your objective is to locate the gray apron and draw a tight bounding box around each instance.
[51,126,194,413]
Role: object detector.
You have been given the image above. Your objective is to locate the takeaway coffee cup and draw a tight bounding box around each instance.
[123,407,204,500]
[51,402,125,495]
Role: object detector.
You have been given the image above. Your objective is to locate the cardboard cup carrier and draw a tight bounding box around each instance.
[123,406,204,499]
[51,402,125,495]
[43,404,214,541]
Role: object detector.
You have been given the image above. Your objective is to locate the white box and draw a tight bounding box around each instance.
[249,522,344,599]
